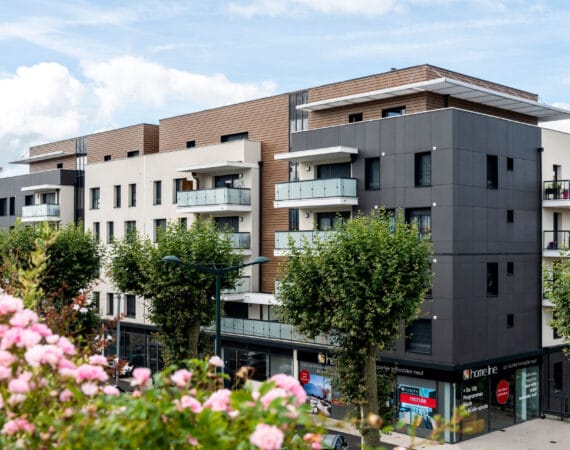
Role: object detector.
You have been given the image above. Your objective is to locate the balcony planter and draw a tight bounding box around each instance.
[564,190,569,199]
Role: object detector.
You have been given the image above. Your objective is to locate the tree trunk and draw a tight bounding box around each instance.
[360,346,380,449]
[186,321,201,359]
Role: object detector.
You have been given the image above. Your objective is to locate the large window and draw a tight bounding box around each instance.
[289,91,308,133]
[487,262,498,296]
[125,221,136,237]
[107,293,114,316]
[317,211,350,231]
[93,222,100,241]
[487,154,498,189]
[415,152,431,187]
[221,132,248,143]
[365,157,380,190]
[405,208,431,238]
[106,221,114,244]
[289,209,299,231]
[154,219,167,242]
[128,184,137,207]
[316,162,351,180]
[153,180,162,205]
[382,106,406,117]
[114,185,121,208]
[215,216,239,233]
[126,295,136,318]
[406,319,432,354]
[24,195,34,206]
[90,188,100,210]
[215,174,240,188]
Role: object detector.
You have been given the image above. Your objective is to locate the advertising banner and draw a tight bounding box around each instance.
[398,384,437,429]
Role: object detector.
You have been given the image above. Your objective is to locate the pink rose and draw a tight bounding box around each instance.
[260,388,288,409]
[171,369,193,388]
[203,389,232,412]
[81,382,99,396]
[208,356,224,367]
[8,372,32,394]
[59,389,73,402]
[131,367,152,387]
[250,423,284,450]
[103,385,120,396]
[176,395,203,413]
[89,355,108,366]
[9,309,38,328]
[75,364,109,383]
[270,373,307,405]
[0,294,23,316]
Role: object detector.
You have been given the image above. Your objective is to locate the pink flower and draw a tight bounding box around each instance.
[1,418,34,436]
[203,389,232,412]
[30,323,52,337]
[131,367,152,387]
[103,385,120,396]
[270,374,307,406]
[250,423,284,450]
[187,435,198,446]
[0,350,16,367]
[171,369,193,388]
[1,327,22,350]
[20,329,42,348]
[25,344,64,368]
[89,355,108,366]
[9,309,38,328]
[8,372,32,394]
[75,364,109,383]
[57,336,75,355]
[0,294,23,316]
[260,388,288,409]
[175,395,203,413]
[0,366,11,379]
[59,389,73,402]
[208,355,224,367]
[81,382,99,396]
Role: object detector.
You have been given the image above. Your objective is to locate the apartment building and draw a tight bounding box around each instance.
[3,65,570,442]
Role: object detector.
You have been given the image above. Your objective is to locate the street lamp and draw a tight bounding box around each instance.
[162,255,269,362]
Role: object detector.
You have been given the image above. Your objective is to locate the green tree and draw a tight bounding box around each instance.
[277,210,432,448]
[544,257,570,348]
[109,219,242,364]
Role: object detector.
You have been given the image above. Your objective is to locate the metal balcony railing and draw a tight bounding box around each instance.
[544,180,570,200]
[228,232,251,249]
[177,188,251,207]
[544,230,570,250]
[274,230,335,250]
[275,178,357,201]
[21,203,60,218]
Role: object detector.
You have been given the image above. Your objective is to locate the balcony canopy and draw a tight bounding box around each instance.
[11,151,72,165]
[177,161,258,174]
[274,146,357,163]
[297,77,570,122]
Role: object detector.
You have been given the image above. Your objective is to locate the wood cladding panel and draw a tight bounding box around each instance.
[30,156,76,173]
[87,124,159,163]
[160,95,290,293]
[29,139,76,173]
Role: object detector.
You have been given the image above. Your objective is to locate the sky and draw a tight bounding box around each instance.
[1,0,570,177]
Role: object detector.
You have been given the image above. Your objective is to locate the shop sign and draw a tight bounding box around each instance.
[463,365,498,381]
[398,384,437,429]
[496,379,510,404]
[299,369,310,385]
[399,392,437,409]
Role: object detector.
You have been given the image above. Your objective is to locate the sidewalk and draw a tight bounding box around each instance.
[319,416,570,449]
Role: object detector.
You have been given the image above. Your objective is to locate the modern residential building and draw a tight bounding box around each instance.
[2,65,570,441]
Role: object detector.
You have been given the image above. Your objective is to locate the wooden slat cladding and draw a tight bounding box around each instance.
[87,124,159,163]
[29,139,76,173]
[30,155,76,173]
[159,95,290,293]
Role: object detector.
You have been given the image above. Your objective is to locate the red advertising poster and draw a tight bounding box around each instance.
[496,379,509,405]
[399,392,437,409]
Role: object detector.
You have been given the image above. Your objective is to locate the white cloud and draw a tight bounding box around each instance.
[81,56,277,119]
[227,0,401,17]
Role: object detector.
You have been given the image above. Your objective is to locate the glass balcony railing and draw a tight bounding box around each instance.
[544,230,570,250]
[274,230,334,250]
[21,204,60,218]
[275,178,357,201]
[544,180,570,200]
[228,232,251,249]
[222,276,250,294]
[204,317,331,346]
[177,188,251,207]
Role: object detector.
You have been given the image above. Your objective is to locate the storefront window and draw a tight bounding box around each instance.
[515,366,539,422]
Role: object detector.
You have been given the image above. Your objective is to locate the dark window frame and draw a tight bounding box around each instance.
[126,294,136,318]
[154,218,167,243]
[507,157,514,171]
[106,221,114,244]
[106,293,114,316]
[553,362,563,392]
[365,157,380,190]
[113,185,121,208]
[487,262,499,297]
[221,132,248,143]
[90,188,100,210]
[507,313,514,328]
[9,197,15,216]
[128,184,137,207]
[487,154,498,189]
[405,319,432,354]
[104,155,112,161]
[507,209,514,223]
[186,140,196,148]
[153,180,162,205]
[348,112,363,123]
[414,152,431,187]
[507,261,514,276]
[382,106,406,118]
[127,150,139,158]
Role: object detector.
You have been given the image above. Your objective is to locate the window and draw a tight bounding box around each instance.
[507,262,514,276]
[106,293,114,316]
[289,91,308,133]
[9,197,15,216]
[56,163,63,169]
[125,221,136,237]
[154,219,167,242]
[405,319,432,354]
[92,292,100,310]
[349,113,363,123]
[415,152,431,187]
[127,150,139,158]
[42,192,56,204]
[0,199,6,216]
[24,195,33,206]
[317,211,350,231]
[93,222,100,241]
[365,158,380,190]
[553,362,563,392]
[507,157,514,171]
[405,208,431,238]
[215,216,239,233]
[114,185,121,208]
[507,209,514,223]
[186,140,196,148]
[487,262,498,296]
[215,174,239,188]
[104,155,111,161]
[507,313,514,328]
[106,221,114,244]
[90,188,100,209]
[128,184,136,207]
[553,326,561,340]
[178,217,187,229]
[126,295,136,318]
[221,132,248,143]
[173,178,192,203]
[316,162,351,179]
[289,209,299,232]
[382,106,406,117]
[153,180,162,205]
[487,155,498,189]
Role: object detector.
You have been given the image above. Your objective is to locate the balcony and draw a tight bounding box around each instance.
[228,232,251,250]
[222,277,251,300]
[543,230,570,257]
[274,230,334,255]
[543,180,570,208]
[21,204,60,222]
[274,178,358,209]
[204,317,331,347]
[177,188,251,214]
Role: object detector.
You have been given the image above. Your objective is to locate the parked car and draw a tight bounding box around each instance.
[321,434,350,450]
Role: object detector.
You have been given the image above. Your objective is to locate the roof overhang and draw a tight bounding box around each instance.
[274,146,358,163]
[177,162,258,174]
[298,77,570,122]
[21,184,62,193]
[10,151,73,164]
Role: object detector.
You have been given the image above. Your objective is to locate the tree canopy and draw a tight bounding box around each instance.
[277,210,432,448]
[109,219,242,364]
[544,257,570,347]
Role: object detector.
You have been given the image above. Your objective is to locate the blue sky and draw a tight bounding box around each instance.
[1,0,570,176]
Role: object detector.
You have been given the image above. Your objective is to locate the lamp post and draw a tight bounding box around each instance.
[162,255,269,361]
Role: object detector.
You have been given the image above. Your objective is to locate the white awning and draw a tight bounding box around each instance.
[298,77,570,122]
[274,146,357,163]
[10,151,72,164]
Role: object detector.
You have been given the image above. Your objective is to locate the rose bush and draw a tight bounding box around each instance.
[0,293,323,449]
